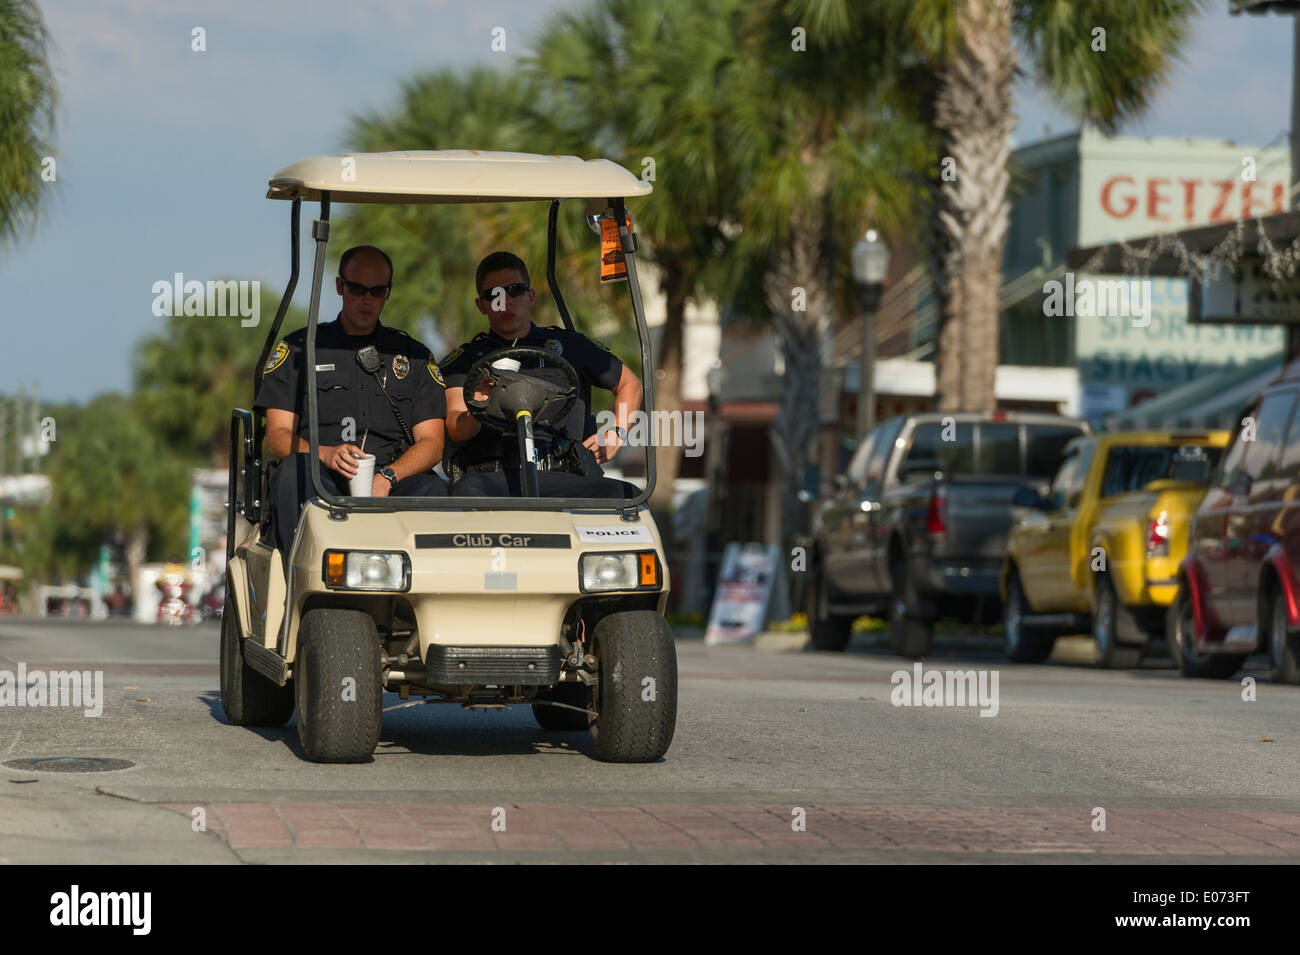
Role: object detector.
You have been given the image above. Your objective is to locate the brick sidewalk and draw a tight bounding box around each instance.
[163,802,1300,856]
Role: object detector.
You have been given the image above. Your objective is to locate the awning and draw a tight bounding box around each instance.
[1067,211,1300,275]
[1105,354,1282,430]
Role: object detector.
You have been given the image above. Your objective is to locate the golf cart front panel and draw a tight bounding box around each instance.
[283,503,670,665]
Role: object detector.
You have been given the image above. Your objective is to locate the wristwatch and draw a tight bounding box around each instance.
[605,426,628,443]
[378,465,397,486]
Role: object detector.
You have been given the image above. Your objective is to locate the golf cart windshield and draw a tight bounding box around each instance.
[255,150,657,514]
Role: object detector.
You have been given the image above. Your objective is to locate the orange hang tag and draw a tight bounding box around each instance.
[599,215,631,284]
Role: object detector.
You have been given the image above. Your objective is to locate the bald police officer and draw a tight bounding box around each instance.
[441,251,641,498]
[256,245,448,568]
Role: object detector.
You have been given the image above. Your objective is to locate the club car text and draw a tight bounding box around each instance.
[416,533,572,549]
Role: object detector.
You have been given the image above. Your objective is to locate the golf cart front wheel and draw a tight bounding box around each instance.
[295,608,383,763]
[590,611,677,763]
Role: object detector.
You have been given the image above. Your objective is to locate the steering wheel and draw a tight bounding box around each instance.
[462,345,580,436]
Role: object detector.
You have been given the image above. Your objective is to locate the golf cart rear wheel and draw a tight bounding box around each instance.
[295,608,383,763]
[590,611,677,763]
[220,591,294,727]
[533,681,591,731]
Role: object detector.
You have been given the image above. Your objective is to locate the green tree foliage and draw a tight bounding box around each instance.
[0,0,57,244]
[133,287,304,466]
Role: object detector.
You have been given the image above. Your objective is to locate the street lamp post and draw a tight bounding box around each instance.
[851,230,891,441]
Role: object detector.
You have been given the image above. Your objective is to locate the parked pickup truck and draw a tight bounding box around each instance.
[1172,363,1300,684]
[807,412,1087,657]
[1001,430,1228,667]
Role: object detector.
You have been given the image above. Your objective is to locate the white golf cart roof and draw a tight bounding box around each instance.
[267,150,653,204]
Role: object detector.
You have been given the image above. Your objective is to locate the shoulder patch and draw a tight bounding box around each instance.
[428,361,446,386]
[440,345,464,366]
[589,336,613,353]
[264,340,290,374]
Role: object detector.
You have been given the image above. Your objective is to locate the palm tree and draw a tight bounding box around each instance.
[0,0,57,244]
[710,6,925,552]
[529,0,753,514]
[798,0,1207,411]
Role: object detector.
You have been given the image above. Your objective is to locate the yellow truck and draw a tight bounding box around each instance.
[1001,430,1229,667]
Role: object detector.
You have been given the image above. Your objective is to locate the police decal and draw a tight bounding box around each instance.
[264,340,290,373]
[392,354,409,380]
[428,361,446,386]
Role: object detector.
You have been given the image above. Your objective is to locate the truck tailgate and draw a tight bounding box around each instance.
[932,477,1022,560]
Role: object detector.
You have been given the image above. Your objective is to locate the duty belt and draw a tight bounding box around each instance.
[462,445,583,476]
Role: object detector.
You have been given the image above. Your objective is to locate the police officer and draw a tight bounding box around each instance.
[255,245,448,566]
[442,251,641,498]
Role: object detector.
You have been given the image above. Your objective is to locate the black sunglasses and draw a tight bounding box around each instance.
[339,277,392,299]
[478,282,530,300]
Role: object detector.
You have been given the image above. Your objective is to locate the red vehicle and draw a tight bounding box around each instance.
[1170,362,1300,683]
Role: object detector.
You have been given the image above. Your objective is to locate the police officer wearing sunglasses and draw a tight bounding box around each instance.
[255,245,449,568]
[440,251,642,498]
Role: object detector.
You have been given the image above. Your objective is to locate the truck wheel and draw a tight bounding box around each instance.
[294,608,383,763]
[806,561,852,652]
[889,562,933,658]
[220,591,294,727]
[1092,575,1143,669]
[1265,589,1300,685]
[1167,583,1247,680]
[533,681,591,731]
[1003,569,1056,663]
[590,611,677,763]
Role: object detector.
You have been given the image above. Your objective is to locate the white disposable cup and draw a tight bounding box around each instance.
[491,357,521,373]
[349,453,376,495]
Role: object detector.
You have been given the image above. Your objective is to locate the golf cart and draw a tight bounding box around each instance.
[221,151,677,763]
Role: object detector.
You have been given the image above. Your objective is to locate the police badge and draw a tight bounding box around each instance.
[392,354,409,379]
[545,338,564,357]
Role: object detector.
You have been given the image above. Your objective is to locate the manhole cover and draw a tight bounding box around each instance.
[4,757,135,774]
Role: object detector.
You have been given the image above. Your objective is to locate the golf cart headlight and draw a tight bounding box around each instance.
[323,550,410,591]
[579,551,661,592]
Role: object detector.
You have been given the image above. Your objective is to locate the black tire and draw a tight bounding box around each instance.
[220,590,294,727]
[806,559,852,652]
[1167,582,1247,680]
[1003,569,1056,663]
[889,561,933,658]
[533,681,591,731]
[1263,588,1300,685]
[1092,575,1144,669]
[590,611,677,763]
[294,608,383,763]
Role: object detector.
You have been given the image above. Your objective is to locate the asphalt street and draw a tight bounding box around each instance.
[1,616,1298,864]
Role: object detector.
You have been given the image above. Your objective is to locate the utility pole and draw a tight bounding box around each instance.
[30,381,40,474]
[13,387,24,475]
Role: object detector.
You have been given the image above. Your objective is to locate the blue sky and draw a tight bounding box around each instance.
[3,0,1294,402]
